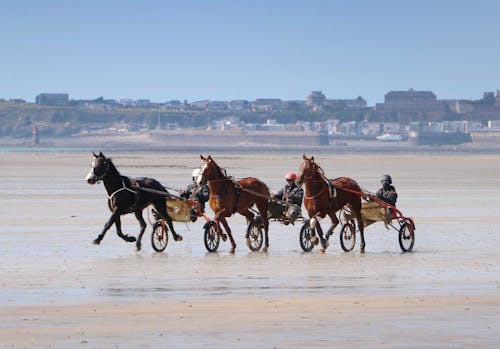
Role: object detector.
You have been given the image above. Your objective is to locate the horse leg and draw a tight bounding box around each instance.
[218,216,236,253]
[309,215,321,246]
[255,201,270,252]
[240,209,255,250]
[355,210,366,253]
[114,215,137,243]
[356,214,365,253]
[134,210,147,252]
[153,201,183,242]
[214,220,227,241]
[213,209,228,241]
[165,214,183,242]
[94,210,130,244]
[326,213,340,240]
[315,223,329,253]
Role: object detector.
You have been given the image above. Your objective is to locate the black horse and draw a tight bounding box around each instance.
[85,152,182,251]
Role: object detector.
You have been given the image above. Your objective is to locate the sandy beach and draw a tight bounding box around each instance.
[1,151,499,348]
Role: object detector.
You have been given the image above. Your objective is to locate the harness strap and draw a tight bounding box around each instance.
[108,179,137,207]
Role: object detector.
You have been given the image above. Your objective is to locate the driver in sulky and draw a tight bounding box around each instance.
[270,172,304,225]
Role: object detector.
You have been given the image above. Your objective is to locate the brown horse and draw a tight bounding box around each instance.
[297,155,366,253]
[199,155,270,253]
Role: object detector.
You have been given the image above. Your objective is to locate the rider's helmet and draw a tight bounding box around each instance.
[381,174,392,184]
[285,172,297,180]
[192,168,202,187]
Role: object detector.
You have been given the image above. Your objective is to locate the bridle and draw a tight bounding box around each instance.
[89,157,110,183]
[200,161,228,184]
[299,160,323,183]
[300,160,334,200]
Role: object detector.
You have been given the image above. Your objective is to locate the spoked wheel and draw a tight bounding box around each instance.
[399,219,415,252]
[204,221,220,252]
[151,221,169,252]
[247,220,263,252]
[340,220,357,252]
[299,221,315,252]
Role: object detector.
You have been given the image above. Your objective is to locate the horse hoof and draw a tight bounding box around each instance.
[230,247,236,254]
[175,235,183,242]
[125,236,136,243]
[312,236,319,246]
[322,241,329,250]
[220,234,227,242]
[136,243,142,252]
[360,244,365,254]
[319,248,326,254]
[262,246,268,253]
[92,239,101,245]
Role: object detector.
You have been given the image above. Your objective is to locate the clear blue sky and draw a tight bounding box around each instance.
[1,0,499,105]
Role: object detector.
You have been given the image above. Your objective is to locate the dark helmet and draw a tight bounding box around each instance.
[381,174,392,184]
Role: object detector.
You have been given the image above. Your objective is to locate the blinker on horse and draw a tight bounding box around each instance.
[85,152,182,251]
[297,154,366,253]
[199,155,270,253]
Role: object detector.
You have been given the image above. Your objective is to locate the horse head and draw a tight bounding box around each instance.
[297,154,321,186]
[85,152,110,184]
[199,155,227,184]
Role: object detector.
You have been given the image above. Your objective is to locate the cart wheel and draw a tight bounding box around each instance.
[204,222,220,252]
[299,221,315,252]
[340,220,356,252]
[151,221,168,252]
[399,220,415,252]
[247,221,263,252]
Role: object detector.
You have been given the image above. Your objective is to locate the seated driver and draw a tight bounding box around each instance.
[375,174,397,223]
[271,172,304,224]
[376,174,397,207]
[180,168,210,214]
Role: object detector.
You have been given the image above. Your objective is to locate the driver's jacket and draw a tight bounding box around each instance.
[274,183,303,206]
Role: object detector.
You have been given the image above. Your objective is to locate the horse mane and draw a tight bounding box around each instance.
[105,157,120,176]
[315,164,326,176]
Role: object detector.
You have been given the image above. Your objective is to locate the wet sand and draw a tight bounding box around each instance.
[1,151,500,348]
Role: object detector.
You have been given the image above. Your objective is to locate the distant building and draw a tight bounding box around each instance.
[9,98,26,104]
[455,100,474,114]
[136,99,151,108]
[471,91,500,117]
[325,96,367,110]
[383,89,439,112]
[191,100,210,110]
[228,100,250,111]
[207,101,228,111]
[252,98,283,112]
[306,91,326,107]
[283,100,305,111]
[164,100,184,110]
[36,93,69,106]
[375,89,446,122]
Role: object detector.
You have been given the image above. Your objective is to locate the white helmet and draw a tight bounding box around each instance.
[192,168,202,186]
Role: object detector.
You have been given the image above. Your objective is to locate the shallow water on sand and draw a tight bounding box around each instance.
[1,152,500,307]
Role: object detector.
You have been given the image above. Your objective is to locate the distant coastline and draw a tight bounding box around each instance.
[1,130,500,155]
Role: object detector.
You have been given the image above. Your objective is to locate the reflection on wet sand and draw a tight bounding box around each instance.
[1,152,500,348]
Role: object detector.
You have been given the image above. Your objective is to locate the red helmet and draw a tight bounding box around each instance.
[285,172,297,180]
